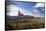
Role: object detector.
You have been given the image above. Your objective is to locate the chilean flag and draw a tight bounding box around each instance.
[18,11,24,16]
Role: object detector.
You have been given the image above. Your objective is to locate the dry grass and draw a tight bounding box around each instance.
[6,19,45,30]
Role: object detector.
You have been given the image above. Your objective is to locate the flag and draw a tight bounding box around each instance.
[18,11,24,16]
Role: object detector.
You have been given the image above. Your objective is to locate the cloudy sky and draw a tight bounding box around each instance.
[6,0,45,2]
[7,1,45,17]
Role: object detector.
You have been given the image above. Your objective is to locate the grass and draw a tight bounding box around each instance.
[5,19,45,30]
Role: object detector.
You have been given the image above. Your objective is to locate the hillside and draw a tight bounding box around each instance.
[6,15,45,30]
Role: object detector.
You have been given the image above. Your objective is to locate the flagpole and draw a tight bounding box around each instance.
[17,10,20,29]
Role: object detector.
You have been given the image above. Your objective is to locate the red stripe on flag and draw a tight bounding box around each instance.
[18,11,24,16]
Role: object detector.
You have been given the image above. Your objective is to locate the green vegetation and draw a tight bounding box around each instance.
[6,18,45,30]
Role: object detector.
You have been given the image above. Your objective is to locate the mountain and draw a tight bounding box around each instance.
[6,15,18,21]
[6,15,34,21]
[6,15,44,22]
[18,15,34,19]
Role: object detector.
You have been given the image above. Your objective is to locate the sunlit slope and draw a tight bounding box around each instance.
[6,16,45,30]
